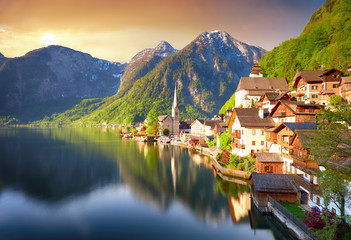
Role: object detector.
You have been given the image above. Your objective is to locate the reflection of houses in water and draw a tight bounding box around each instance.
[228,192,251,223]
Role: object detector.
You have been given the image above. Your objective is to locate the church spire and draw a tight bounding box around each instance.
[173,84,177,108]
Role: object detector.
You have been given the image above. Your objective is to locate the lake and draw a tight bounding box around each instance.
[0,128,295,239]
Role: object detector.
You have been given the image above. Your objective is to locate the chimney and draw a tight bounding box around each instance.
[321,64,325,71]
[259,109,264,119]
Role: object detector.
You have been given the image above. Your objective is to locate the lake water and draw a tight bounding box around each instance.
[0,128,295,239]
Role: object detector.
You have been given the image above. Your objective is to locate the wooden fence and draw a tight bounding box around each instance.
[268,196,319,240]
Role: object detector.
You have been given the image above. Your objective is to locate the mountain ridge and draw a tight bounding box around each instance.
[0,45,126,121]
[69,30,265,125]
[259,0,351,82]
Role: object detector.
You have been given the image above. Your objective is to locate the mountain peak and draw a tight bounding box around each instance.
[154,41,177,55]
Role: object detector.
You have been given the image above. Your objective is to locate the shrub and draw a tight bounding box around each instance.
[163,128,170,136]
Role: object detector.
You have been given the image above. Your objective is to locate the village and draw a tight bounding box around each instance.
[119,63,351,239]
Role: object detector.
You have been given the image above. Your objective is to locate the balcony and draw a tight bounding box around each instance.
[231,142,245,149]
[231,132,241,138]
[293,175,320,194]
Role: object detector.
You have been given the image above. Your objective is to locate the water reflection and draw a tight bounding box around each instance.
[0,128,291,239]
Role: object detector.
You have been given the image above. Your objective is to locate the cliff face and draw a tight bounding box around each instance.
[0,46,126,119]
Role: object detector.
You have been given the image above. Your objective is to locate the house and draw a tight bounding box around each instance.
[228,108,275,156]
[214,122,228,135]
[267,123,317,173]
[250,173,301,209]
[269,100,321,124]
[190,119,223,137]
[260,91,291,112]
[340,76,351,103]
[235,64,289,107]
[158,115,173,135]
[293,67,344,104]
[179,121,191,134]
[255,153,284,174]
[288,130,351,215]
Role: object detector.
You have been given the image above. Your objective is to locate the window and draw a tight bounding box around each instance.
[252,141,256,146]
[252,130,256,135]
[265,166,271,172]
[261,141,264,146]
[332,75,335,78]
[261,130,264,135]
[312,94,318,99]
[333,84,339,88]
[312,85,318,90]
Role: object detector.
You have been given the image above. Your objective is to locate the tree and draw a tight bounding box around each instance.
[146,109,160,136]
[317,170,350,220]
[218,132,232,150]
[329,95,345,106]
[304,104,351,225]
[163,128,170,136]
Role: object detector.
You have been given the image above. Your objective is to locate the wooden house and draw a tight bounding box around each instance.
[255,153,283,174]
[260,91,291,112]
[293,68,344,104]
[340,76,351,103]
[267,123,317,173]
[250,173,300,208]
[269,100,321,124]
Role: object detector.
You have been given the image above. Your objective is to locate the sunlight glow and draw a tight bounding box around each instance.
[41,33,56,46]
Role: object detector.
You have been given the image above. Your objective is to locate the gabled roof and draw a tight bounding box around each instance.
[203,120,218,129]
[190,119,205,127]
[341,76,351,84]
[270,100,321,117]
[272,122,317,134]
[236,77,289,92]
[234,108,275,128]
[263,92,290,101]
[256,153,283,163]
[321,68,344,76]
[158,115,171,122]
[250,173,300,193]
[290,129,315,149]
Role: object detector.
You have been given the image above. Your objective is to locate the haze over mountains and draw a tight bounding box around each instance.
[0,30,265,124]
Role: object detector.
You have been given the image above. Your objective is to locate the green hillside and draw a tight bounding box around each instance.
[260,0,351,83]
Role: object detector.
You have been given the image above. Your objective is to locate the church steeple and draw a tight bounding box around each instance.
[172,83,179,135]
[173,84,178,108]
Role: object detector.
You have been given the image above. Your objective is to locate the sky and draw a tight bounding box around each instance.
[0,0,326,62]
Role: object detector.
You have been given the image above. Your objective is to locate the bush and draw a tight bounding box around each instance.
[229,154,239,166]
[163,128,170,136]
[208,138,217,148]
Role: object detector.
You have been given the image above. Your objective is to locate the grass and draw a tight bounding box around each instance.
[280,202,306,220]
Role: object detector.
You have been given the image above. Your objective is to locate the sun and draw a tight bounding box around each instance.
[41,33,56,46]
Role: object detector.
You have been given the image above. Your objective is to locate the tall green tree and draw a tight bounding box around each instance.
[146,109,160,136]
[305,104,351,223]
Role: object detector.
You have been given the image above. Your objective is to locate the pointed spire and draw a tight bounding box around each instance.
[173,83,177,108]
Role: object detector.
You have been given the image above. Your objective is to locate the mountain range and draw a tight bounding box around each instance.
[0,31,265,125]
[0,46,126,121]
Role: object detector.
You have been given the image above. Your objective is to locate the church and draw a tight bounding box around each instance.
[158,85,179,136]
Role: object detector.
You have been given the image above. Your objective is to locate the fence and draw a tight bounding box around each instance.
[268,196,310,234]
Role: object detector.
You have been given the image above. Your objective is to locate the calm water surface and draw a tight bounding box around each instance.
[0,128,295,239]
